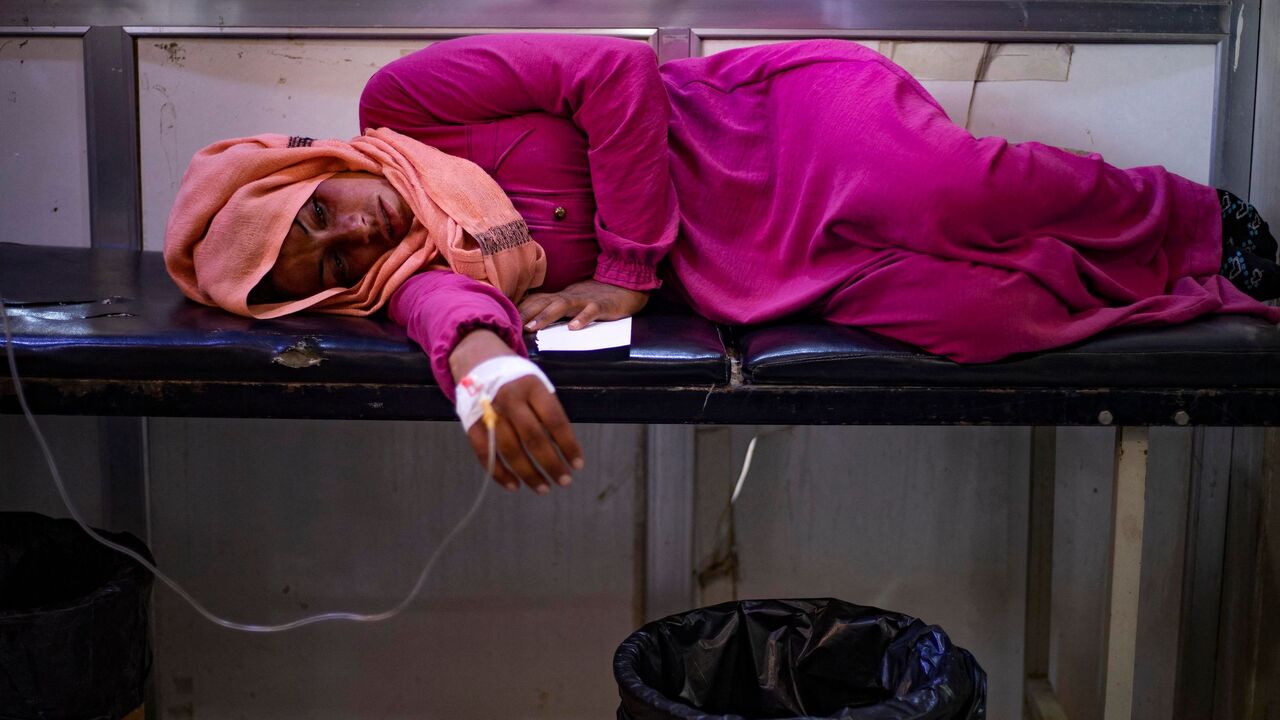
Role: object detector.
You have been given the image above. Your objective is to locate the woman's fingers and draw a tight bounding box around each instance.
[518,294,555,324]
[529,385,583,471]
[483,375,582,495]
[466,422,520,491]
[492,413,552,495]
[507,404,572,487]
[521,282,645,331]
[528,297,574,331]
[568,301,602,330]
[466,410,552,494]
[460,365,584,496]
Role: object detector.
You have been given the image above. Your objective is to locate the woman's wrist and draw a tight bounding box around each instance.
[449,329,517,381]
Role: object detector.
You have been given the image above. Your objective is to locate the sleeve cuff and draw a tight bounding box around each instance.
[432,318,529,402]
[594,255,662,291]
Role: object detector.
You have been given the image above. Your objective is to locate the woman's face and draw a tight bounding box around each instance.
[264,171,413,300]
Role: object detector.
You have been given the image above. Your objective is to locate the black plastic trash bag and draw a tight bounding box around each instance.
[614,598,985,720]
[0,512,154,720]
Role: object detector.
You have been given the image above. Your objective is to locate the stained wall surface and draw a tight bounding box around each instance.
[146,418,644,720]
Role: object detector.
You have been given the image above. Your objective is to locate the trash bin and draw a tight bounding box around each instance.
[0,512,154,720]
[614,598,986,720]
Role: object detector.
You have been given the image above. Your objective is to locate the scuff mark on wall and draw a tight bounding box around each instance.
[0,38,29,55]
[147,72,181,189]
[155,41,186,67]
[159,103,177,134]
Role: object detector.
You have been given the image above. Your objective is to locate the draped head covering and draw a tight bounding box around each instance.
[163,128,546,319]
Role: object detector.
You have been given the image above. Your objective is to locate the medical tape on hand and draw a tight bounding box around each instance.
[454,356,554,431]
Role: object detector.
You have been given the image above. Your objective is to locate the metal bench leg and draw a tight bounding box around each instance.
[1103,426,1149,720]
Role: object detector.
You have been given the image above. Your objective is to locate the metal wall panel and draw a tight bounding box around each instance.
[147,418,644,719]
[1,2,1226,38]
[1251,0,1278,219]
[1049,428,1192,720]
[0,35,91,247]
[702,426,1031,720]
[1211,0,1260,192]
[0,415,109,528]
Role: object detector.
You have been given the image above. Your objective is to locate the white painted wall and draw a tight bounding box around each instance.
[702,39,1216,182]
[137,38,423,251]
[0,35,91,247]
[968,44,1215,182]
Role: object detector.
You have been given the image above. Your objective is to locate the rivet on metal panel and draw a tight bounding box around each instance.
[1174,410,1190,426]
[1098,410,1114,425]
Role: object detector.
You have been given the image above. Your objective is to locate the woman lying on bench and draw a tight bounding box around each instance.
[163,34,1280,495]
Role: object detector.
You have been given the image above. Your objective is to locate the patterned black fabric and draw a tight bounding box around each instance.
[1219,190,1278,261]
[287,135,314,148]
[1217,190,1280,300]
[1221,246,1280,301]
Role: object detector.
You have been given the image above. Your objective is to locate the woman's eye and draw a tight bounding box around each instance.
[333,253,347,283]
[312,198,325,227]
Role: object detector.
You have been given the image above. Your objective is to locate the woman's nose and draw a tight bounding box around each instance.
[333,212,373,243]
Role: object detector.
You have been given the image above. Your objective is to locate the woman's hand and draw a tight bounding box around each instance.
[518,279,649,332]
[450,329,583,494]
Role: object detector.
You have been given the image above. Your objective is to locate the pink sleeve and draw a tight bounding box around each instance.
[360,33,678,291]
[389,270,527,401]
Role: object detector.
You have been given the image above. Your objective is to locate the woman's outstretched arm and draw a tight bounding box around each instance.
[359,33,679,294]
[390,270,582,494]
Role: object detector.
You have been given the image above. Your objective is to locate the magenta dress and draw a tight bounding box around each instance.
[358,34,1278,394]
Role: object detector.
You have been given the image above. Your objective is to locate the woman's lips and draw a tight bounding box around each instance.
[380,193,410,242]
[375,197,393,245]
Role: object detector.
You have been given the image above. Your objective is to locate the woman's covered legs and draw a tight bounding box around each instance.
[755,54,1231,314]
[820,250,1278,363]
[797,56,1280,357]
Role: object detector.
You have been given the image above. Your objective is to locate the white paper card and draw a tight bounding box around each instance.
[535,317,632,352]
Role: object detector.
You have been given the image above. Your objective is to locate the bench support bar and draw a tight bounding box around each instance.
[1103,426,1149,720]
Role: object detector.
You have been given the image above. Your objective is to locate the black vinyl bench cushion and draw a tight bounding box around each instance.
[0,243,728,388]
[740,317,1280,388]
[4,242,1279,426]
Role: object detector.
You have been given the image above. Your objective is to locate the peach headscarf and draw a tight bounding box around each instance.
[163,128,546,319]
